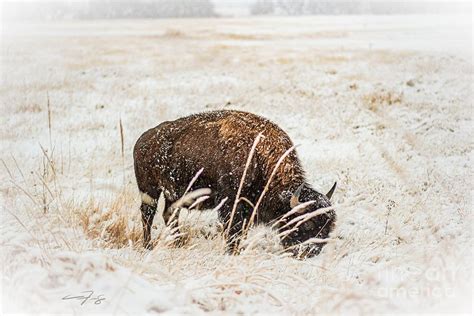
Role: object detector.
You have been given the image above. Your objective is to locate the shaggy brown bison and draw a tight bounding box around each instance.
[133,110,336,257]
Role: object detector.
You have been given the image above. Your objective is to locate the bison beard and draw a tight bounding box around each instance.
[133,110,336,258]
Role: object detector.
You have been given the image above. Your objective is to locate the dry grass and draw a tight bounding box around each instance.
[363,89,403,112]
[1,15,472,314]
[15,103,43,113]
[163,28,186,38]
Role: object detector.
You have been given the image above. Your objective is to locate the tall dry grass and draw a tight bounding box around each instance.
[1,16,471,313]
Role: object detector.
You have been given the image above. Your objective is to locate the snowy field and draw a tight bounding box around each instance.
[1,15,472,314]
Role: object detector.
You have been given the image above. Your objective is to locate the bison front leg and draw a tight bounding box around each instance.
[141,202,157,250]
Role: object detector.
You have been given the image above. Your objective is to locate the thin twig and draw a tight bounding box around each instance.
[184,167,204,196]
[170,188,211,210]
[47,91,52,149]
[119,117,124,160]
[10,155,26,182]
[188,195,210,210]
[5,208,48,258]
[210,197,228,213]
[279,205,334,231]
[39,143,57,178]
[244,145,296,235]
[119,117,125,187]
[1,159,14,179]
[270,200,317,229]
[8,180,40,208]
[237,197,255,209]
[225,133,263,241]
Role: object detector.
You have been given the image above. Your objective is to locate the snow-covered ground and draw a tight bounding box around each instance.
[1,15,472,314]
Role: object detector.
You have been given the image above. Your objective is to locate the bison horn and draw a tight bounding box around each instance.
[326,182,337,200]
[290,183,304,208]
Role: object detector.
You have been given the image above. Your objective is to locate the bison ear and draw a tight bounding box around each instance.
[326,182,337,200]
[290,183,304,208]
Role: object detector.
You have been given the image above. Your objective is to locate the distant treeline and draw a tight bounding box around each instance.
[251,0,471,15]
[3,0,471,20]
[3,0,216,20]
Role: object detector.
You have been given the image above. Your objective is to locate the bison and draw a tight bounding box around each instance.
[133,110,336,257]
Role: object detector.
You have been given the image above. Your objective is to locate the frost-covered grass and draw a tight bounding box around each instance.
[1,15,472,314]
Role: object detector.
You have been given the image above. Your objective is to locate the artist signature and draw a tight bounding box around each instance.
[62,290,106,305]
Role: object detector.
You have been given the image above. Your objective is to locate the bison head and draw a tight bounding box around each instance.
[279,182,337,258]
